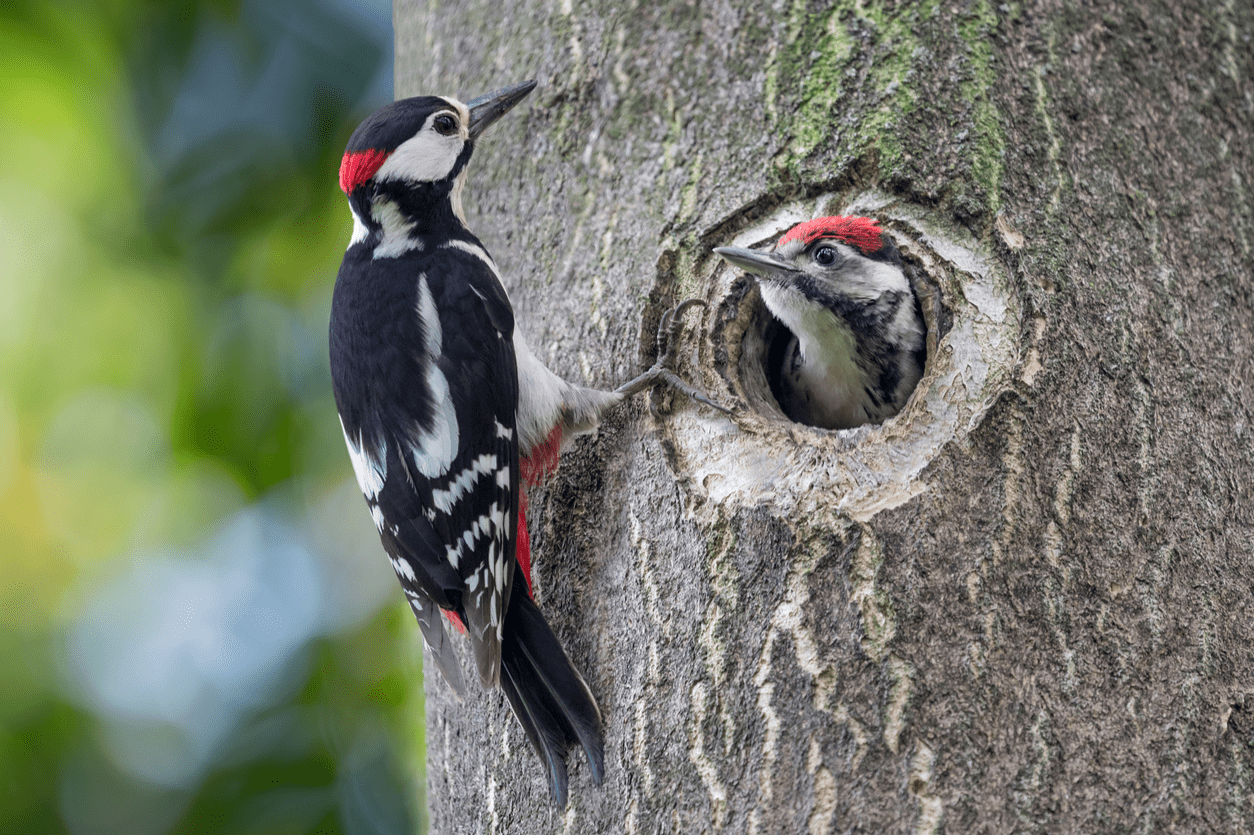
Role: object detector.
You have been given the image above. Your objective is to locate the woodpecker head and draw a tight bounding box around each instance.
[714,216,909,307]
[714,217,926,429]
[338,80,535,230]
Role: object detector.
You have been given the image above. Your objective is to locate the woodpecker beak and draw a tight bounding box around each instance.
[713,246,799,278]
[466,80,537,139]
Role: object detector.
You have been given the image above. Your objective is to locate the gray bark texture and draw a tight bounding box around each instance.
[395,0,1254,831]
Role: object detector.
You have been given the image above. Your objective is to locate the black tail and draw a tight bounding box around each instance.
[499,572,605,807]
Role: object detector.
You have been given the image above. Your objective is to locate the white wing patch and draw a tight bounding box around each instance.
[340,415,386,499]
[408,271,459,477]
[410,364,459,477]
[416,274,441,357]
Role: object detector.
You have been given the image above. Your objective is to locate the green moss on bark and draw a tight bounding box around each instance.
[956,0,1005,214]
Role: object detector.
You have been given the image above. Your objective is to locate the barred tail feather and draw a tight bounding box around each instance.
[499,573,604,806]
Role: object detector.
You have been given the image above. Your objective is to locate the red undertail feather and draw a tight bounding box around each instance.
[339,149,389,193]
[516,494,534,597]
[520,424,565,487]
[778,215,886,255]
[514,424,565,597]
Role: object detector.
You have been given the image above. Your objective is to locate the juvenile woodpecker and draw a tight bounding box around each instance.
[714,217,925,429]
[329,80,715,806]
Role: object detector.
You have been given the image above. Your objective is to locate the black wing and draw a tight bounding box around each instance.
[331,240,520,692]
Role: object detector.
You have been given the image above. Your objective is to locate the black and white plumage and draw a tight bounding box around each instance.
[715,217,926,429]
[329,81,718,806]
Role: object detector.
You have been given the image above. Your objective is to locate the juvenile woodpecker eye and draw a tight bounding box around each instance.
[814,246,837,266]
[433,114,458,136]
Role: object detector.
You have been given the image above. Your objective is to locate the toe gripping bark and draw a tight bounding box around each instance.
[615,298,731,412]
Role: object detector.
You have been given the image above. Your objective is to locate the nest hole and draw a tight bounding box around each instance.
[732,247,950,430]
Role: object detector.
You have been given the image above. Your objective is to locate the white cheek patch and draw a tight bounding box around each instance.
[844,256,910,299]
[809,241,909,300]
[375,116,464,185]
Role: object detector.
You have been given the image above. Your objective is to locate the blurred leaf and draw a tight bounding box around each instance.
[1,0,418,830]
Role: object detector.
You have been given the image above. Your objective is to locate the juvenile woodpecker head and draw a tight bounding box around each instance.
[715,216,926,430]
[338,80,535,233]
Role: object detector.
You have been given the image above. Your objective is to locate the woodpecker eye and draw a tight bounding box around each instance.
[814,246,837,266]
[433,114,459,136]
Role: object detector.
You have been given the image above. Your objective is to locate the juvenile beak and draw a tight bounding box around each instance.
[466,80,537,139]
[713,246,798,277]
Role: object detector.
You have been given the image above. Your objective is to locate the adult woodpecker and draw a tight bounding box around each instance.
[329,80,718,806]
[714,216,926,429]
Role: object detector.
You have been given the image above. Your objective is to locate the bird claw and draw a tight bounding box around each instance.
[654,297,708,367]
[615,298,732,414]
[647,367,731,414]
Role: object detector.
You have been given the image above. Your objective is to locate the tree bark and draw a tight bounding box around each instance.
[395,0,1254,831]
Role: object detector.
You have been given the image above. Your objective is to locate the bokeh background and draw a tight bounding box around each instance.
[0,0,429,830]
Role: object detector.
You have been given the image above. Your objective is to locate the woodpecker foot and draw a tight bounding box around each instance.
[615,298,731,413]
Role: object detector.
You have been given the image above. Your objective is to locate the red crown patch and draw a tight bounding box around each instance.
[777,216,886,255]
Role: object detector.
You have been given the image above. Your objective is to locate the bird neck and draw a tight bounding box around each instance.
[760,284,860,368]
[348,170,469,254]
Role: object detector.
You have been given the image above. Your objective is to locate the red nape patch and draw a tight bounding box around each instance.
[777,216,886,255]
[339,148,389,193]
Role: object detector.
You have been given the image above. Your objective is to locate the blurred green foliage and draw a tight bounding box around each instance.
[0,0,426,830]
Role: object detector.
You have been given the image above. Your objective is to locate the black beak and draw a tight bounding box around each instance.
[713,246,798,277]
[466,80,537,139]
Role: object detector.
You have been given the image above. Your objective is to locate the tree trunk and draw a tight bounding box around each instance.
[395,0,1254,830]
